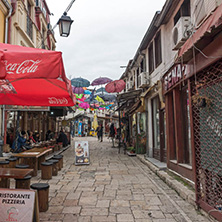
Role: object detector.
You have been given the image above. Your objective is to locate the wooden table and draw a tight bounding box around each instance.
[0,168,33,188]
[13,148,52,176]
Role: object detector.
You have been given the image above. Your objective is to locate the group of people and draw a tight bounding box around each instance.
[11,130,41,153]
[10,128,69,153]
[96,122,117,147]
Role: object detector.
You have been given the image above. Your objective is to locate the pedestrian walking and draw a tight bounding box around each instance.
[96,126,101,141]
[109,123,115,147]
[99,124,103,142]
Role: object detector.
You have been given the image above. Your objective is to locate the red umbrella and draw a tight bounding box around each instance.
[0,43,75,106]
[105,80,126,93]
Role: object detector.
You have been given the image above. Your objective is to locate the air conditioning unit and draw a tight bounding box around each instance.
[172,16,191,50]
[138,72,150,88]
[126,81,133,90]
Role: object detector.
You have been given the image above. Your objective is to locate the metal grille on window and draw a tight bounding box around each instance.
[26,15,33,40]
[190,59,222,218]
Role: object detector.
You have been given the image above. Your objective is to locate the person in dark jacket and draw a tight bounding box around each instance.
[56,129,68,147]
[11,130,27,153]
[96,126,101,141]
[99,124,103,142]
[110,123,115,147]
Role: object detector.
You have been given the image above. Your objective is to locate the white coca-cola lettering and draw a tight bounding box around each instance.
[48,97,68,105]
[4,60,41,75]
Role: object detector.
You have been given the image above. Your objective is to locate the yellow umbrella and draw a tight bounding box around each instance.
[92,113,98,130]
[95,95,105,104]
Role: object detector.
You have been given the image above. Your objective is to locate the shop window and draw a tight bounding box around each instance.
[154,31,162,68]
[148,43,154,74]
[26,1,33,40]
[181,86,192,165]
[152,96,160,149]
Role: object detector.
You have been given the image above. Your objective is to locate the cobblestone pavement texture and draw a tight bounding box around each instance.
[35,137,212,222]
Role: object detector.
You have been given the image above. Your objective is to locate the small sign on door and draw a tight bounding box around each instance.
[75,141,90,165]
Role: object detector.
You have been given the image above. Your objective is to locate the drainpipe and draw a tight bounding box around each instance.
[0,0,12,157]
[3,0,12,44]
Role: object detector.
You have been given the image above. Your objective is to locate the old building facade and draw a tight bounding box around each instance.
[120,0,222,220]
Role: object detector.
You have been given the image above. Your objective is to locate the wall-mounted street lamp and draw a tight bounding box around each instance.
[58,12,73,37]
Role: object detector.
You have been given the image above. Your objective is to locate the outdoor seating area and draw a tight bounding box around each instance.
[0,140,69,213]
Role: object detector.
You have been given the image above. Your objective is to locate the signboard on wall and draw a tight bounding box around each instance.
[0,189,35,222]
[5,105,49,111]
[75,141,90,165]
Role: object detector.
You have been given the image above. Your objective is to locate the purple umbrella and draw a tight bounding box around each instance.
[91,77,112,86]
[72,86,84,94]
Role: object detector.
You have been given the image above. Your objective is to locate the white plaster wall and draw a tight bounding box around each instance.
[190,0,222,27]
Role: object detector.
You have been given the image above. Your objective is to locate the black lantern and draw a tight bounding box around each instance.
[58,12,73,37]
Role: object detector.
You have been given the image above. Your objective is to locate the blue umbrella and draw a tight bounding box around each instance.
[96,87,107,94]
[71,77,90,87]
[84,90,91,95]
[99,93,116,101]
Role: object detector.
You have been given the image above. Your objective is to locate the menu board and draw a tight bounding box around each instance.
[0,189,35,222]
[75,141,90,165]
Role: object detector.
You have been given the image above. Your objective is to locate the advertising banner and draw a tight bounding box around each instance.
[75,141,90,165]
[0,189,35,222]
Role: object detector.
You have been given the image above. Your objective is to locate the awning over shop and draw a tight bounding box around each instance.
[140,84,156,98]
[0,43,75,106]
[117,89,142,103]
[178,4,222,59]
[129,99,142,115]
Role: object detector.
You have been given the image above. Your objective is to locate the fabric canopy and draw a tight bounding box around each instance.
[0,43,75,106]
[178,3,222,58]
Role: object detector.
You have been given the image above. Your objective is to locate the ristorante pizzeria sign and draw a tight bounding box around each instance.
[164,64,188,91]
[0,189,35,222]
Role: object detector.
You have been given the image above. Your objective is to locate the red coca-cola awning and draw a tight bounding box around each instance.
[178,4,222,58]
[0,43,75,106]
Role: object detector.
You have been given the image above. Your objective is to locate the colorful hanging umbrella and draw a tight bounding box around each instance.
[72,86,84,94]
[84,90,91,94]
[79,102,90,109]
[92,113,98,130]
[97,93,116,101]
[71,77,90,87]
[105,80,126,93]
[91,77,112,86]
[96,87,107,94]
[95,96,105,104]
[75,94,84,99]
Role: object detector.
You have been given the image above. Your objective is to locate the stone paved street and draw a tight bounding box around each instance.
[35,137,212,222]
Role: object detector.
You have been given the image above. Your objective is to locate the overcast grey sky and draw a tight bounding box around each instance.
[47,0,166,82]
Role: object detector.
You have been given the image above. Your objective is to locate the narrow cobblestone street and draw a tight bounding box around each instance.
[36,137,211,222]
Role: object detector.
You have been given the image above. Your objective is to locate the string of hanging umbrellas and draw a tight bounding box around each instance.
[71,77,126,111]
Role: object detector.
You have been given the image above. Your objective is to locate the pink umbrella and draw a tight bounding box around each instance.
[105,80,126,93]
[79,102,90,109]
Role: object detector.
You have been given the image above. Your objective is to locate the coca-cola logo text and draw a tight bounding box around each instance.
[4,60,41,75]
[48,97,68,105]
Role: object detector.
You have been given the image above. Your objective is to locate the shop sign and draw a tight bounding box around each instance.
[164,64,188,91]
[5,105,49,111]
[0,189,35,222]
[75,141,90,165]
